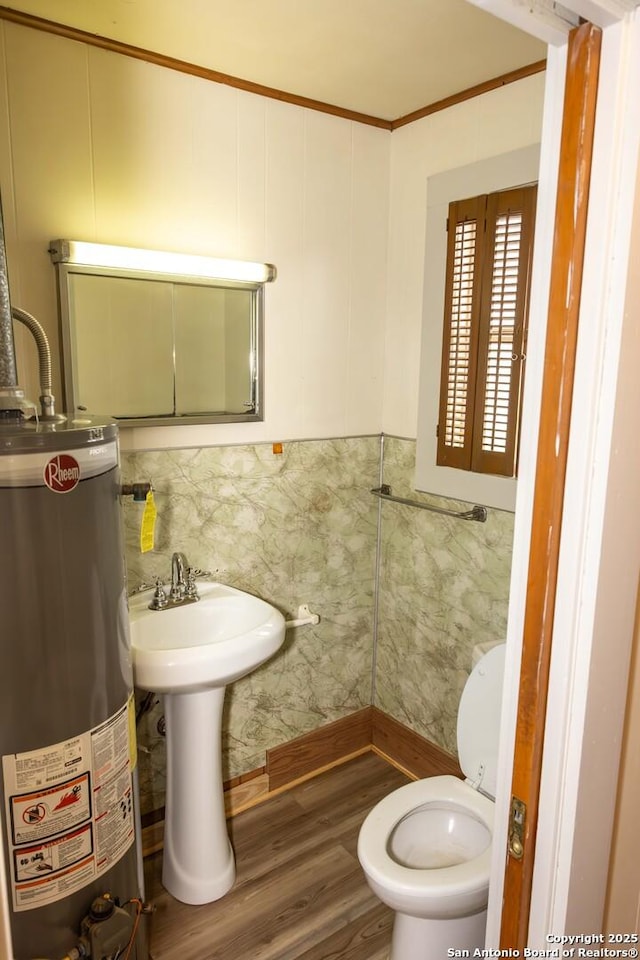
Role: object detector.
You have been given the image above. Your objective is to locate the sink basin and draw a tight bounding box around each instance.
[128,581,285,692]
[127,579,285,905]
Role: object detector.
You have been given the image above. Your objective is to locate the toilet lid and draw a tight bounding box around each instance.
[456,643,506,799]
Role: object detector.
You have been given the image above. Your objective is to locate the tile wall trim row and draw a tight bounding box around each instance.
[122,432,386,455]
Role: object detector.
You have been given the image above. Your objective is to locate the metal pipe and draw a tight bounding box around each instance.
[0,199,19,391]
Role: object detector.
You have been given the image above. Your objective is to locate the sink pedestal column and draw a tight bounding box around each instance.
[162,687,235,904]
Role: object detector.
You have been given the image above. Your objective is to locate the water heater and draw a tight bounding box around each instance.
[0,417,147,959]
[0,191,147,957]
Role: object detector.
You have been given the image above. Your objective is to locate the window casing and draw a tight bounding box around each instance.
[437,185,537,478]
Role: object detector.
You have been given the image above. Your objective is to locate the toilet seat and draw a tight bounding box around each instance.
[457,643,506,799]
[357,775,494,920]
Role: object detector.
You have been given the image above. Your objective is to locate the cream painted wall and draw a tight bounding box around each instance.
[605,591,640,933]
[0,21,389,449]
[599,150,640,937]
[383,72,546,440]
[604,154,640,934]
[0,22,545,451]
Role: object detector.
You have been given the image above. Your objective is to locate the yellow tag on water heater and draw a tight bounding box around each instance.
[140,490,157,553]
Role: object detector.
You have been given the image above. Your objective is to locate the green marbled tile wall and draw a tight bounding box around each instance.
[121,437,380,815]
[374,436,514,755]
[122,434,514,816]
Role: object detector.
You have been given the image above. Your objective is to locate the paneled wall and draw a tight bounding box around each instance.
[122,435,514,817]
[375,437,514,755]
[0,20,545,450]
[0,21,541,819]
[121,437,380,813]
[0,20,390,447]
[384,73,545,439]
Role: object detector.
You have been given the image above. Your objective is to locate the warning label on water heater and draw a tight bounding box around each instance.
[2,697,136,911]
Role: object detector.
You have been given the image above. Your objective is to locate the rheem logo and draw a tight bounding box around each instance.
[44,454,81,493]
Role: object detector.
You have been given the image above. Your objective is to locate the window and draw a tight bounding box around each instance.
[436,184,537,477]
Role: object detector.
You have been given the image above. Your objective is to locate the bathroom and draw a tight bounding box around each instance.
[0,8,535,806]
[1,2,640,954]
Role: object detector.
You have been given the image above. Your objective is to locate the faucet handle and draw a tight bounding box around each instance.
[149,578,168,611]
[185,567,199,600]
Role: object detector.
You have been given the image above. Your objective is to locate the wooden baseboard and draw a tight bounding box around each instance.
[266,707,373,790]
[371,706,462,779]
[266,706,461,791]
[225,765,266,791]
[141,707,461,857]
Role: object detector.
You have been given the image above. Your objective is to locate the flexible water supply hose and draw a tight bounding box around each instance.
[11,305,56,418]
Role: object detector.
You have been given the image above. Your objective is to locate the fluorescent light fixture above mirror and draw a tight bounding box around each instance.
[49,239,276,284]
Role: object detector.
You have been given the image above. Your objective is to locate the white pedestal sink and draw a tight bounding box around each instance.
[128,581,285,905]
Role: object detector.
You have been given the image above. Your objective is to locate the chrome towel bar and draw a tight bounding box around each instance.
[370,485,487,522]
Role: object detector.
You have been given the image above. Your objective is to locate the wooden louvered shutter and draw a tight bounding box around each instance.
[436,195,486,470]
[473,185,537,476]
[436,185,537,477]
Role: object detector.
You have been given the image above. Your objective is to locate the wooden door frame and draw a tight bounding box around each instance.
[500,21,602,946]
[480,3,640,945]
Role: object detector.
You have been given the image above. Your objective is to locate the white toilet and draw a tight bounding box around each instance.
[357,643,505,960]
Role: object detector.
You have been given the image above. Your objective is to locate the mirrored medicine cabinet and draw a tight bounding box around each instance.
[50,240,276,427]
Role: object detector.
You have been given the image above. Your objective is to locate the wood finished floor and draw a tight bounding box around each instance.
[144,752,410,960]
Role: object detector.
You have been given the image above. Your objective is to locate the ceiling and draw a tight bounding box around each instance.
[1,0,546,121]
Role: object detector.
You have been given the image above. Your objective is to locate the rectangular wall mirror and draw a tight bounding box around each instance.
[50,240,276,427]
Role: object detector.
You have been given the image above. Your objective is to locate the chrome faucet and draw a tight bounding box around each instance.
[147,553,202,611]
[170,551,187,602]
